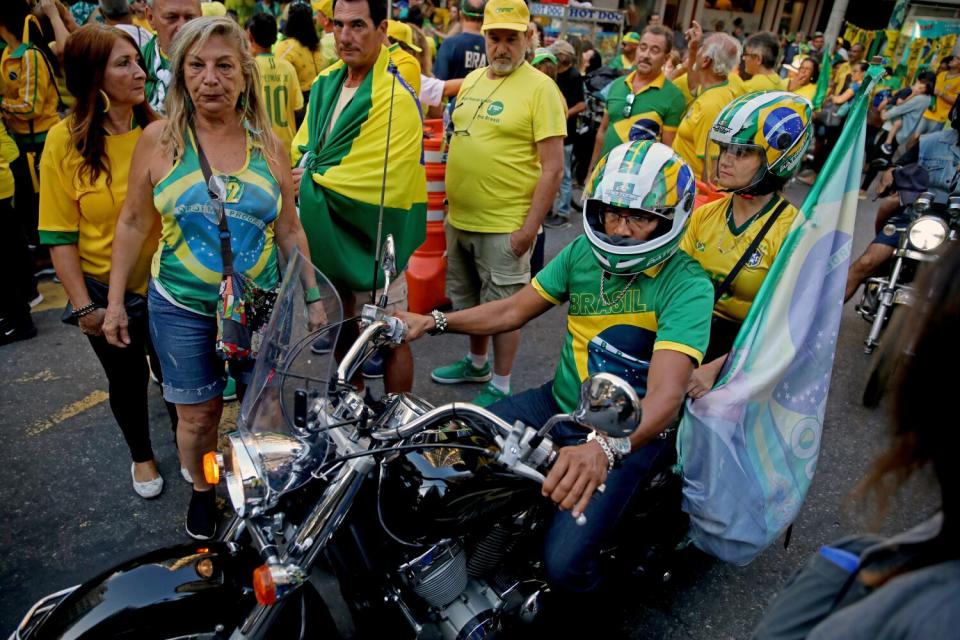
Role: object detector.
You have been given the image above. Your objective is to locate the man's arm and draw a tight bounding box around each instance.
[567,100,586,119]
[510,135,564,256]
[397,284,555,340]
[541,349,694,516]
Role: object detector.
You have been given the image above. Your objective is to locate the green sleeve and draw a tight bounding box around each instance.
[652,258,714,364]
[664,86,686,128]
[531,241,574,305]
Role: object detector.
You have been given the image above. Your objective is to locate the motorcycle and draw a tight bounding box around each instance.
[11,239,688,640]
[858,192,960,405]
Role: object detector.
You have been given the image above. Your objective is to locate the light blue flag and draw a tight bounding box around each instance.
[676,66,885,566]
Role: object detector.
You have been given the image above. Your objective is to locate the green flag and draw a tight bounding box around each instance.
[812,52,832,110]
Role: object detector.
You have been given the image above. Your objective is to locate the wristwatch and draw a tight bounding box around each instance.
[608,436,632,460]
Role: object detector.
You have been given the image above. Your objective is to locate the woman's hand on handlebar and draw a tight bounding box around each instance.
[542,441,608,518]
[393,311,433,342]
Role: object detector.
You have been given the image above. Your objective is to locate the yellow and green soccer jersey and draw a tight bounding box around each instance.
[276,37,323,93]
[446,63,566,233]
[0,119,17,200]
[601,72,686,158]
[0,43,60,139]
[38,118,159,294]
[672,80,739,180]
[532,236,713,412]
[388,43,421,96]
[152,131,281,316]
[741,73,787,93]
[255,53,303,152]
[680,194,799,323]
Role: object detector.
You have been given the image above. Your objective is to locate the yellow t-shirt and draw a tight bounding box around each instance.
[742,73,787,93]
[275,37,323,93]
[792,82,816,102]
[832,61,851,92]
[0,44,61,138]
[0,119,18,200]
[132,16,155,33]
[446,63,567,233]
[673,81,739,180]
[680,194,799,322]
[255,53,304,152]
[37,118,159,294]
[926,71,960,123]
[673,73,693,106]
[389,44,421,96]
[320,32,338,72]
[728,72,747,97]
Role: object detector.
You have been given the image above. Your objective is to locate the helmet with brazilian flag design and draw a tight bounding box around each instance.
[704,91,813,196]
[583,140,696,275]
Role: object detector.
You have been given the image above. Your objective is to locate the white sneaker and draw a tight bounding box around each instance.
[181,467,193,483]
[131,463,163,499]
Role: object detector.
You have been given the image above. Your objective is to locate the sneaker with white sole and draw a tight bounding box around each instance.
[131,463,163,499]
[28,293,44,308]
[430,357,492,384]
[181,467,193,483]
[472,383,510,407]
[186,489,218,540]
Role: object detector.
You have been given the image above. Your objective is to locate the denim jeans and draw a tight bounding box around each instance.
[552,143,574,217]
[488,380,674,593]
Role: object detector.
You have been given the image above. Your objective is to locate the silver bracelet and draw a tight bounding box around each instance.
[428,309,448,335]
[587,431,616,471]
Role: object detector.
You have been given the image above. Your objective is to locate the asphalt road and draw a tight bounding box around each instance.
[0,183,940,638]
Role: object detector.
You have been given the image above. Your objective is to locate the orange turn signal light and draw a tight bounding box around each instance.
[202,452,220,485]
[253,564,277,605]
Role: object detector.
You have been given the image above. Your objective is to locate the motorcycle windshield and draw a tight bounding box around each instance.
[236,249,344,496]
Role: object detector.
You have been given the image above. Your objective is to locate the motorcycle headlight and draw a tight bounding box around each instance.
[907,216,948,252]
[224,433,267,518]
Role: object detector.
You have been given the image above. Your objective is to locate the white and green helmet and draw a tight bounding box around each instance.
[706,90,813,195]
[583,140,696,275]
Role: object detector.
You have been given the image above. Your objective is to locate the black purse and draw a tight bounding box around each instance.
[61,277,147,326]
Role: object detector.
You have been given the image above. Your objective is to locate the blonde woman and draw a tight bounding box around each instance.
[103,17,320,540]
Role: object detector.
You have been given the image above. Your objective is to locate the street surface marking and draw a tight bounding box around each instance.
[27,390,110,437]
[15,369,61,383]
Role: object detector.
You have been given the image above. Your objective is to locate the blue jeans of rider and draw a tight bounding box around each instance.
[552,143,574,218]
[488,380,674,593]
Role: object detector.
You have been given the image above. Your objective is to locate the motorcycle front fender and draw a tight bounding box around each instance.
[13,541,258,640]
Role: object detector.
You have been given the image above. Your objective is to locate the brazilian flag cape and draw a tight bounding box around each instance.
[299,45,427,292]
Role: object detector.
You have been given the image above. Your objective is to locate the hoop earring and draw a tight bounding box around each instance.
[99,89,111,113]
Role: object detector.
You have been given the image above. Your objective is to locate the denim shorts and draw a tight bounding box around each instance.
[148,283,253,405]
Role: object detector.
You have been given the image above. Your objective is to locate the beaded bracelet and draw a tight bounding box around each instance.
[72,303,98,319]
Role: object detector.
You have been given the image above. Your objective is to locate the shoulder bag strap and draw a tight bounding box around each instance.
[190,123,234,277]
[714,198,791,304]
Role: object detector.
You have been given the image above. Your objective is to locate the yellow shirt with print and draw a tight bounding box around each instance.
[926,70,960,123]
[680,194,799,322]
[37,118,159,294]
[742,73,787,93]
[0,119,18,200]
[672,81,739,180]
[255,53,304,152]
[276,37,323,93]
[446,63,567,233]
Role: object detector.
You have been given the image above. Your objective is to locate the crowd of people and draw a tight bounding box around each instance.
[1,1,956,615]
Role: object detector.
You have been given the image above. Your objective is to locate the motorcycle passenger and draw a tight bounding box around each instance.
[399,140,714,596]
[844,100,960,303]
[684,91,813,397]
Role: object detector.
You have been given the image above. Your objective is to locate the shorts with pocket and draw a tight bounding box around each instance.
[444,224,533,309]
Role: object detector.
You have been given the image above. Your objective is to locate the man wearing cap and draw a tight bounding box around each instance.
[434,0,487,80]
[544,38,585,228]
[430,0,565,406]
[142,0,202,114]
[386,19,422,94]
[314,0,339,71]
[589,25,684,176]
[610,31,640,71]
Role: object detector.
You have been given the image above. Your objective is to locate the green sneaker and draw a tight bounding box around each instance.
[472,383,510,407]
[222,375,237,402]
[430,357,492,384]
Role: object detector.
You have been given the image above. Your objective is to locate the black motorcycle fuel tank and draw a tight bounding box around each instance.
[25,541,256,639]
[380,425,542,541]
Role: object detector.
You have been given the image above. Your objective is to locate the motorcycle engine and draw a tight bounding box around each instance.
[395,523,540,639]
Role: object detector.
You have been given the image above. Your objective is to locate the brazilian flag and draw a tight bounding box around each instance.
[299,46,427,292]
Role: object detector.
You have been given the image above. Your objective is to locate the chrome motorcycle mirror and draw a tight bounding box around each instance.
[571,373,641,438]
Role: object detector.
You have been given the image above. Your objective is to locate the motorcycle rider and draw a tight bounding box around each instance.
[399,140,714,598]
[845,100,960,302]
